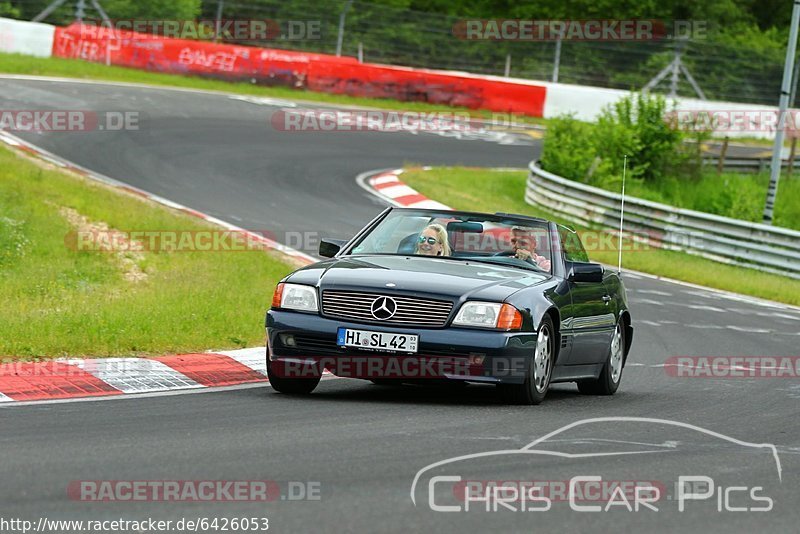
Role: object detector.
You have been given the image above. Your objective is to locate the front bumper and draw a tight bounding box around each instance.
[266,309,537,384]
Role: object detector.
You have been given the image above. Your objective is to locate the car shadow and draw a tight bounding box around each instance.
[266,379,592,407]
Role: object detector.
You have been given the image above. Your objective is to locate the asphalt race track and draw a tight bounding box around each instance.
[1,77,799,533]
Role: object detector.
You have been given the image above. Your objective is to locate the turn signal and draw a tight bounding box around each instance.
[497,303,523,331]
[271,283,285,308]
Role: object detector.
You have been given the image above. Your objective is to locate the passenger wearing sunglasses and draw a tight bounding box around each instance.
[414,224,451,256]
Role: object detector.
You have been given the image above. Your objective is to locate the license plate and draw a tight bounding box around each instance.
[337,328,418,353]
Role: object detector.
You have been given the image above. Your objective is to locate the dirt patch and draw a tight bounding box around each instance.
[58,206,148,283]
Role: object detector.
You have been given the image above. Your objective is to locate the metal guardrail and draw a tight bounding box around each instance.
[526,161,800,279]
[702,157,798,173]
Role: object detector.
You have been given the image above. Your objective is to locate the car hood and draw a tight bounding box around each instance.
[286,255,550,302]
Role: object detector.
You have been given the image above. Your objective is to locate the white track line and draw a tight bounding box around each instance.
[68,358,204,394]
[216,347,268,376]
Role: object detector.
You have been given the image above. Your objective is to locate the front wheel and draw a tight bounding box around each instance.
[266,352,321,395]
[498,315,555,405]
[577,318,625,395]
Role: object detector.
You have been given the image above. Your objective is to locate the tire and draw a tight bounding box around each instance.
[577,318,625,395]
[266,352,321,395]
[498,315,555,405]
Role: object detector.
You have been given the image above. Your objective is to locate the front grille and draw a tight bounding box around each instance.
[321,290,453,327]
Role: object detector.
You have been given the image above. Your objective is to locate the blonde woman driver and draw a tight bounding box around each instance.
[414,224,451,257]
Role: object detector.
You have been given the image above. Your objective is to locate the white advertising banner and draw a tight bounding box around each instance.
[0,17,55,57]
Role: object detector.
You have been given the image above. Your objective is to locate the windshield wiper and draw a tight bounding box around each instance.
[455,256,546,273]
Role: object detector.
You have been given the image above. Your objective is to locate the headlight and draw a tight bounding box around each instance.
[453,302,522,330]
[271,283,318,312]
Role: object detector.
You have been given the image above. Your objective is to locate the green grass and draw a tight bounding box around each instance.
[0,52,547,126]
[595,171,800,231]
[0,145,295,359]
[400,166,800,306]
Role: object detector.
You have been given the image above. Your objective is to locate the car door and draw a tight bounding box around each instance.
[558,227,616,365]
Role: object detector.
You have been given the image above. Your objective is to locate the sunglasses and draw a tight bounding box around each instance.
[418,236,439,245]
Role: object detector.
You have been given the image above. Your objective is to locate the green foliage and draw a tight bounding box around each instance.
[0,1,20,18]
[539,115,596,181]
[623,171,800,230]
[9,0,201,25]
[535,92,800,230]
[543,93,701,187]
[597,93,691,183]
[541,95,800,230]
[99,0,201,20]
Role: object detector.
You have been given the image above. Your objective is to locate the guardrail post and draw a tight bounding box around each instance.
[717,137,728,175]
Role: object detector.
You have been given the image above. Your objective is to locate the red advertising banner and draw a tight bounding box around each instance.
[52,24,546,116]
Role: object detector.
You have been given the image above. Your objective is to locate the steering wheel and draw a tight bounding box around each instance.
[492,250,543,270]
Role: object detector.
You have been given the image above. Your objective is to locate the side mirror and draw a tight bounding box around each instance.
[568,261,604,283]
[319,238,347,258]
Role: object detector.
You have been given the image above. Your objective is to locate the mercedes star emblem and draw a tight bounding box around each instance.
[370,296,398,320]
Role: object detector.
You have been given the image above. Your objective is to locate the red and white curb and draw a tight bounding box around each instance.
[0,348,265,404]
[0,348,338,405]
[356,168,451,210]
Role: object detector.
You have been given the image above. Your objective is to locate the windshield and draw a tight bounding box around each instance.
[348,210,553,273]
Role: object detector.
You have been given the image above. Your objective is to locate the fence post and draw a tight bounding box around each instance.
[504,54,511,77]
[75,0,86,22]
[552,33,562,83]
[789,136,797,178]
[214,0,225,43]
[33,0,69,22]
[336,0,354,57]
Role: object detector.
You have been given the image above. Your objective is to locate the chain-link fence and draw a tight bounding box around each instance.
[5,0,789,106]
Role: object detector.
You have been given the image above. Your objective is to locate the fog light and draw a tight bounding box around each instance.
[280,334,296,347]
